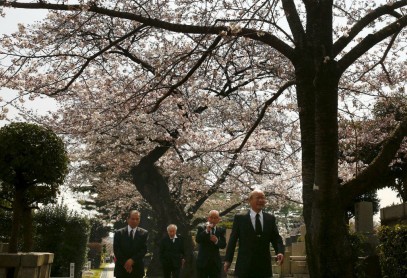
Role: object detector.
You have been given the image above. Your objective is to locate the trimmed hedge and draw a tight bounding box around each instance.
[377,224,407,278]
[34,205,90,278]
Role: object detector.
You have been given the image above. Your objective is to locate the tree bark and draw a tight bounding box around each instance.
[131,145,196,278]
[290,2,354,276]
[22,207,33,252]
[9,187,24,253]
[295,60,317,278]
[296,56,354,277]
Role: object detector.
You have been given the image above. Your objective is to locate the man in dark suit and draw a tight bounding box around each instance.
[224,189,285,278]
[113,210,148,278]
[159,224,185,278]
[196,210,227,278]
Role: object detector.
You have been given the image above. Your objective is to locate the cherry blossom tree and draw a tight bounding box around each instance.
[0,1,406,277]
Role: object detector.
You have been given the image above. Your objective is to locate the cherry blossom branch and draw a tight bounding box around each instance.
[338,15,407,74]
[110,45,155,75]
[333,0,406,57]
[188,80,296,215]
[190,190,302,226]
[50,25,146,95]
[355,31,400,85]
[147,35,222,113]
[0,0,295,61]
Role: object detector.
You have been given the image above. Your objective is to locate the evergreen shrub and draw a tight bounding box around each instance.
[377,224,407,278]
[34,205,90,278]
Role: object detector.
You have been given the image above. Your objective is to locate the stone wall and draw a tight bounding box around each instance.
[0,252,54,278]
[380,203,407,226]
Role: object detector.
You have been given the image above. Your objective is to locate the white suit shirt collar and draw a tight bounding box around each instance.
[249,209,263,229]
[127,225,137,234]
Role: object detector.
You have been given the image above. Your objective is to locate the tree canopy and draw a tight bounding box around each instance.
[0,122,68,252]
[0,122,68,192]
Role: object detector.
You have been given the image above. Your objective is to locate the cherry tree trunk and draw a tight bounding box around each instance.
[131,145,196,278]
[297,61,354,277]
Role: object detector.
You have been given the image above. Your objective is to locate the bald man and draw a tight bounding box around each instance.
[224,190,285,278]
[196,210,227,278]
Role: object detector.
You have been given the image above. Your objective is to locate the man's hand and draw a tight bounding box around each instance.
[224,261,231,273]
[210,234,218,244]
[124,258,134,273]
[206,222,214,233]
[276,253,284,265]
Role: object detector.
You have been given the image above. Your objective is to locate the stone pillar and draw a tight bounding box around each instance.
[355,201,380,257]
[0,252,54,278]
[355,201,373,233]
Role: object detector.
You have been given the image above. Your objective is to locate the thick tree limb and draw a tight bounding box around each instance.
[0,1,295,61]
[282,0,305,45]
[340,117,407,206]
[338,14,407,73]
[333,0,407,57]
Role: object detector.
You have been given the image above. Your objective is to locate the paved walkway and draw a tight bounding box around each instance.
[100,263,115,278]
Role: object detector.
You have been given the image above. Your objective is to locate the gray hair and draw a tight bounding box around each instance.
[167,224,177,231]
[208,210,220,217]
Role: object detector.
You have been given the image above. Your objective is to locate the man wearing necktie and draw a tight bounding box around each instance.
[224,189,285,278]
[196,210,227,278]
[159,224,185,278]
[113,210,148,278]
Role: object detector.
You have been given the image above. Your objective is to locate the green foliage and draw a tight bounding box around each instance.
[0,122,69,252]
[87,219,111,268]
[33,205,90,278]
[377,224,407,278]
[0,122,68,195]
[0,209,12,242]
[217,221,233,229]
[347,232,368,278]
[274,203,304,235]
[89,218,111,243]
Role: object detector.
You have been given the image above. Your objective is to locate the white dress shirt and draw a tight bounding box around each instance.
[127,225,137,238]
[249,209,263,230]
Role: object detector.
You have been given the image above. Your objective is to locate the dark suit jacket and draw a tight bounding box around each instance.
[113,226,148,278]
[224,211,285,277]
[159,235,185,269]
[195,225,227,270]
